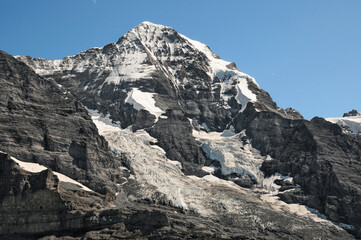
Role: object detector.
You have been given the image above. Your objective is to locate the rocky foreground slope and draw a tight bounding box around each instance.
[0,21,360,239]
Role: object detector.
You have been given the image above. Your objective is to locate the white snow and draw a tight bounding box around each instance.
[10,156,93,192]
[53,172,93,192]
[260,194,329,223]
[326,115,361,134]
[85,107,122,135]
[193,128,265,184]
[180,33,258,111]
[103,42,156,84]
[11,157,47,173]
[261,173,294,195]
[125,88,165,121]
[202,166,216,174]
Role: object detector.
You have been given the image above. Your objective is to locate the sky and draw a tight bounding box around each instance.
[1,0,360,119]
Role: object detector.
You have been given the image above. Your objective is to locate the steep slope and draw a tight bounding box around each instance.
[15,21,361,237]
[0,50,124,195]
[0,51,133,237]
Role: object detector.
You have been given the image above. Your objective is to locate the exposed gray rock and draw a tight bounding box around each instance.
[344,109,359,117]
[0,50,125,195]
[234,104,361,236]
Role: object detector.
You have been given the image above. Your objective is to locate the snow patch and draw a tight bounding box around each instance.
[193,128,264,184]
[10,156,93,192]
[202,166,216,174]
[260,194,329,223]
[11,157,47,173]
[326,115,361,134]
[261,173,293,195]
[85,107,122,135]
[125,88,165,121]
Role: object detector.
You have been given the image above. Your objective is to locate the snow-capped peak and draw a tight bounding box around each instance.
[16,22,260,112]
[121,22,258,110]
[137,21,170,29]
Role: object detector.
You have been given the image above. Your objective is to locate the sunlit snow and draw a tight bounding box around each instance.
[10,156,93,192]
[193,128,265,183]
[180,33,257,111]
[125,88,165,121]
[326,115,361,134]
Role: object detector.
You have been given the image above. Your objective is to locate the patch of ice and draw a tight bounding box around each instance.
[261,173,293,195]
[193,128,264,184]
[202,166,216,174]
[10,156,93,192]
[11,157,47,173]
[201,122,210,132]
[125,88,165,121]
[86,108,253,216]
[85,107,122,135]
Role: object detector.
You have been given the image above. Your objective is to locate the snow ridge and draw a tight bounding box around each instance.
[326,115,361,134]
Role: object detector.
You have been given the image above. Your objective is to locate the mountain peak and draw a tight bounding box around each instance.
[138,21,168,28]
[131,21,173,35]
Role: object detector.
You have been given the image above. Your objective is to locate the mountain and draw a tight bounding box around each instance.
[16,21,302,176]
[1,21,360,238]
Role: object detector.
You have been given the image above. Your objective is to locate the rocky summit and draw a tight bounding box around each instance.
[0,21,360,239]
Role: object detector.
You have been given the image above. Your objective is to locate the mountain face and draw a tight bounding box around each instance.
[17,22,301,175]
[1,21,360,238]
[0,50,125,195]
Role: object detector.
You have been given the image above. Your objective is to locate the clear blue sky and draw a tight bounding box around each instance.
[1,0,360,119]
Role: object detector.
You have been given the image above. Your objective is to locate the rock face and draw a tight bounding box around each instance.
[3,21,360,238]
[0,50,124,195]
[235,106,361,233]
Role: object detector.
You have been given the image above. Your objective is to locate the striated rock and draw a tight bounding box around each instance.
[0,50,125,195]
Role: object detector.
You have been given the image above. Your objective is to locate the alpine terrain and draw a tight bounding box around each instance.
[0,21,360,239]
